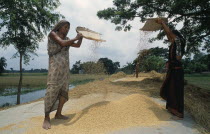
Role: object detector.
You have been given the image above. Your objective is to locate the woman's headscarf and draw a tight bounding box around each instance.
[51,20,70,32]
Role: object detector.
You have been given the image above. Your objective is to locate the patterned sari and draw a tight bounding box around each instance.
[44,20,70,114]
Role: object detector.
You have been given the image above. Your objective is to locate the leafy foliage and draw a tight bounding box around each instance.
[0,0,62,63]
[0,0,63,104]
[81,61,106,74]
[183,53,210,73]
[132,47,167,72]
[71,58,120,75]
[98,58,120,74]
[148,47,168,60]
[120,62,135,74]
[97,0,210,54]
[71,60,82,74]
[0,57,7,75]
[143,56,165,72]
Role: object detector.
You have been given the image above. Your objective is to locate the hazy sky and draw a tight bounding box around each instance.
[0,0,165,70]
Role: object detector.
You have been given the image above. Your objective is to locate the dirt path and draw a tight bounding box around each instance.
[0,77,201,134]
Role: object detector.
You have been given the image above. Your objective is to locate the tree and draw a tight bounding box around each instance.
[0,57,7,75]
[148,47,168,60]
[182,57,193,73]
[134,49,150,68]
[143,56,165,72]
[81,61,106,74]
[71,60,82,74]
[194,63,208,73]
[192,52,209,72]
[193,52,205,61]
[202,54,210,71]
[120,62,135,74]
[98,58,120,74]
[97,0,210,54]
[0,0,63,104]
[133,48,167,72]
[113,61,120,72]
[182,52,210,73]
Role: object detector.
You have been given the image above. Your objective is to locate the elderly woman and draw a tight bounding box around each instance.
[43,20,83,130]
[156,18,186,118]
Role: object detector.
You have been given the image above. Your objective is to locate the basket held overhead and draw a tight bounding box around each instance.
[76,26,106,42]
[140,18,168,31]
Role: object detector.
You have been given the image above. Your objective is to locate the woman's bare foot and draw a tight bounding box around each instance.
[171,116,183,120]
[168,108,184,118]
[55,114,69,120]
[42,116,51,130]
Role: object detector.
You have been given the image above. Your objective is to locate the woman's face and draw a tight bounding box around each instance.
[59,23,70,36]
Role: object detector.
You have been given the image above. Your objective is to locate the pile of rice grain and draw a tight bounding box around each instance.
[24,94,171,134]
[149,70,162,77]
[110,71,126,79]
[149,70,165,82]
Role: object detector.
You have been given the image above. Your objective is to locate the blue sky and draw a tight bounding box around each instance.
[0,0,164,70]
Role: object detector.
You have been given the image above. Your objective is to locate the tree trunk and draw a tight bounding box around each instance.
[17,53,23,104]
[136,62,139,78]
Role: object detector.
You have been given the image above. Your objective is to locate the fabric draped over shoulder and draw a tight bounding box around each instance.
[174,37,182,57]
[160,39,184,117]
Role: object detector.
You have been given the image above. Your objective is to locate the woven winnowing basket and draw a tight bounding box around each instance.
[140,18,168,31]
[76,26,106,42]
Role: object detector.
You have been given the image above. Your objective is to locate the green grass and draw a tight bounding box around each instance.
[0,73,109,95]
[1,73,48,76]
[185,73,210,77]
[185,73,210,91]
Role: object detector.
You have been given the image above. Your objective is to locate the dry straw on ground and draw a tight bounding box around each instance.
[184,85,210,133]
[110,71,127,79]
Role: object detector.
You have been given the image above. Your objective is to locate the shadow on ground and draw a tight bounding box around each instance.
[51,101,110,126]
[110,77,162,98]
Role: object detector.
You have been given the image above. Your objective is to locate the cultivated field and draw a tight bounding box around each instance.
[0,73,109,95]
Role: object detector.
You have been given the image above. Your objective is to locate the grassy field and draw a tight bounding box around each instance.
[0,73,48,76]
[0,73,109,95]
[185,73,210,91]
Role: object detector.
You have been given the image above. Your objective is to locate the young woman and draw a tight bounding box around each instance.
[156,18,186,118]
[43,20,83,130]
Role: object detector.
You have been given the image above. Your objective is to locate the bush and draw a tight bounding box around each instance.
[141,56,165,72]
[184,69,192,74]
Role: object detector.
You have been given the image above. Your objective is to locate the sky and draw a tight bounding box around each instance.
[0,0,165,70]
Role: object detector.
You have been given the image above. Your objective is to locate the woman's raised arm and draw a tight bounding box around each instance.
[49,31,80,47]
[70,33,83,48]
[156,19,176,43]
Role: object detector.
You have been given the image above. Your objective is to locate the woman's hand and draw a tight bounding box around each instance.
[70,33,83,48]
[176,56,182,61]
[155,18,163,24]
[75,33,83,40]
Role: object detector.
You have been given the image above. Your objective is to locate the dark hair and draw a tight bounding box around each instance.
[172,30,186,56]
[52,20,70,32]
[57,22,70,32]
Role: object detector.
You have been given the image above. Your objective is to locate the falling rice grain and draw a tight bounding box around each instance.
[87,41,102,62]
